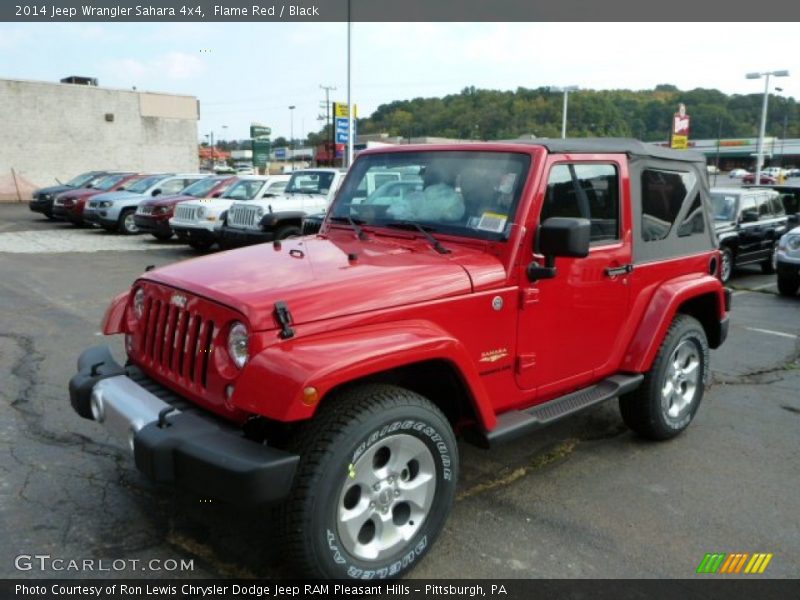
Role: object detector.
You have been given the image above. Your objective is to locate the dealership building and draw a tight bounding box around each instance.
[658,137,800,170]
[0,77,199,201]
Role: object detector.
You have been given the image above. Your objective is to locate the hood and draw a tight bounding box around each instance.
[35,184,73,197]
[141,194,193,208]
[143,233,507,331]
[59,188,104,201]
[90,190,142,203]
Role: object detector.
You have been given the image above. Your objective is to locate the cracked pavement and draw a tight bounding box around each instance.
[0,204,798,579]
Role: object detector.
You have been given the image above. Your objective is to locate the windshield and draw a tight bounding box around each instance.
[127,175,165,194]
[330,151,531,240]
[182,176,226,198]
[95,174,130,191]
[222,179,265,200]
[711,193,737,221]
[66,172,99,187]
[285,171,336,195]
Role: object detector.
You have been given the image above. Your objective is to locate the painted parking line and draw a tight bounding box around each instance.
[743,327,798,340]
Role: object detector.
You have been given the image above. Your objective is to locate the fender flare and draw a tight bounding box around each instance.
[621,274,725,373]
[101,290,130,334]
[232,319,496,429]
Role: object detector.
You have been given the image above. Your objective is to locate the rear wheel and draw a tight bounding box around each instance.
[619,314,709,440]
[119,209,139,235]
[282,384,458,579]
[720,247,734,283]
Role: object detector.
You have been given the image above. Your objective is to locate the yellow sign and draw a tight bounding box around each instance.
[334,103,358,118]
[671,134,688,150]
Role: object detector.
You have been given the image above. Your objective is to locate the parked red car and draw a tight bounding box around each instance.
[53,173,141,225]
[134,175,236,240]
[70,140,729,579]
[742,173,777,185]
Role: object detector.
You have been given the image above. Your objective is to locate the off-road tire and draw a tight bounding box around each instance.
[119,208,139,235]
[619,314,709,440]
[281,384,458,580]
[720,246,734,283]
[777,272,800,296]
[187,239,214,252]
[275,224,302,240]
[152,231,173,241]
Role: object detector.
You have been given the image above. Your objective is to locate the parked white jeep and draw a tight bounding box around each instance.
[218,168,354,247]
[168,175,289,251]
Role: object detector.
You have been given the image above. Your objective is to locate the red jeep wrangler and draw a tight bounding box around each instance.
[69,139,729,579]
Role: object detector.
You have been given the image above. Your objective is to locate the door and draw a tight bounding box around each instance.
[516,159,631,397]
[736,193,767,261]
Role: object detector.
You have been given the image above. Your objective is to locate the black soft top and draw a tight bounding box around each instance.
[512,138,706,164]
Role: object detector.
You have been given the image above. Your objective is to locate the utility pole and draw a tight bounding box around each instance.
[320,84,336,166]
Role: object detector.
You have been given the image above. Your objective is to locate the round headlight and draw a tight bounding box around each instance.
[256,207,264,218]
[787,235,800,251]
[227,321,249,368]
[196,206,206,219]
[133,288,145,319]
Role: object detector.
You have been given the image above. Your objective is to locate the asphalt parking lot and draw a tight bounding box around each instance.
[0,202,798,579]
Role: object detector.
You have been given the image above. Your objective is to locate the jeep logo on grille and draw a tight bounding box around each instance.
[170,294,188,308]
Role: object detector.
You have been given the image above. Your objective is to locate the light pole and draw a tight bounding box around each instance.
[746,70,789,185]
[552,86,579,138]
[346,0,354,168]
[775,87,788,169]
[289,105,296,170]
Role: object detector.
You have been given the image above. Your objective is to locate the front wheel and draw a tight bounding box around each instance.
[761,242,778,274]
[282,384,458,579]
[152,231,173,241]
[119,209,139,235]
[777,271,800,296]
[187,238,214,252]
[619,314,709,440]
[275,224,302,240]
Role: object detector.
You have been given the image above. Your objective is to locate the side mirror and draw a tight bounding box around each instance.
[740,210,759,223]
[212,191,222,198]
[528,217,591,281]
[788,212,800,226]
[86,184,94,189]
[151,189,162,197]
[114,186,125,191]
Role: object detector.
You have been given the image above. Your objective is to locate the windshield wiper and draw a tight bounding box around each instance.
[386,221,451,254]
[329,216,368,240]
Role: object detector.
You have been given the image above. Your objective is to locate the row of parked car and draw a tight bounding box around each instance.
[29,168,349,250]
[28,168,800,296]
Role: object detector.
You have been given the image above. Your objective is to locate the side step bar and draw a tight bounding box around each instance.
[474,373,644,448]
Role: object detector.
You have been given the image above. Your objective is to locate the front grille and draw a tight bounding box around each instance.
[138,295,217,388]
[229,205,260,227]
[175,205,197,221]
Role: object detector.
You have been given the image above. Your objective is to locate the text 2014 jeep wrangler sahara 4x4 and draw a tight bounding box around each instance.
[69,139,730,579]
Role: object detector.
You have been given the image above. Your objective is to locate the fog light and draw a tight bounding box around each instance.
[302,386,319,406]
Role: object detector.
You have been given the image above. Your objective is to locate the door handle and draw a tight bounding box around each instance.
[605,264,634,277]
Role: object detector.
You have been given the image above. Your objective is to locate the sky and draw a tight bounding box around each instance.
[1,22,798,143]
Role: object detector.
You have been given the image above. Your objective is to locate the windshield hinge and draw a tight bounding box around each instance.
[274,301,295,339]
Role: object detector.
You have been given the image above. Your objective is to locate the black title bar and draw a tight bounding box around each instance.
[4,0,800,22]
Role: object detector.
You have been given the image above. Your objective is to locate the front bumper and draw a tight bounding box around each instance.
[134,214,171,235]
[69,345,299,505]
[30,198,53,215]
[220,226,274,247]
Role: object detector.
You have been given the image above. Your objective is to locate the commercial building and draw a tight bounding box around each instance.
[0,77,199,201]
